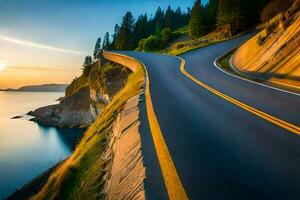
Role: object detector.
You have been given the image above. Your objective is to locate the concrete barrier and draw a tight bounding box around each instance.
[103,51,141,72]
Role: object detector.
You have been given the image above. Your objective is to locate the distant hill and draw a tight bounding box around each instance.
[1,84,69,92]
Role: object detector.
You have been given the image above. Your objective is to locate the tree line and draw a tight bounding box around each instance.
[111,6,191,51]
[189,0,269,38]
[88,0,271,61]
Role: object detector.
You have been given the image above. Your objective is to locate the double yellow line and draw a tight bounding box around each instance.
[116,52,300,200]
[179,58,300,135]
[143,61,189,200]
[142,56,300,200]
[103,51,189,199]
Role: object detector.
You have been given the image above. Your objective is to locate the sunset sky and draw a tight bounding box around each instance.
[0,0,207,89]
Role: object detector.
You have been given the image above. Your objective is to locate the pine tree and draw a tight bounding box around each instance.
[217,0,245,35]
[133,14,149,47]
[115,12,135,50]
[102,32,110,50]
[203,0,218,31]
[93,37,101,59]
[189,0,205,38]
[153,7,164,37]
[161,28,173,45]
[165,6,175,29]
[174,7,182,29]
[82,56,93,76]
[111,24,120,49]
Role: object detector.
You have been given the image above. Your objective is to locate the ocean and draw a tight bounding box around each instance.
[0,91,84,199]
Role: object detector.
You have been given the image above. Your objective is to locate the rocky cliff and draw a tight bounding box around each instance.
[29,60,131,128]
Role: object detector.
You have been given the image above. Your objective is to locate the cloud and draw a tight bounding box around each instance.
[6,65,71,71]
[0,34,87,55]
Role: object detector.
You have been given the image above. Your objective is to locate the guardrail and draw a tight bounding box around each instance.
[103,51,140,72]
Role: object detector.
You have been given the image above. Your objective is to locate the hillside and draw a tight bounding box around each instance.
[26,64,144,200]
[1,84,69,92]
[29,61,131,128]
[232,1,300,89]
[8,52,146,199]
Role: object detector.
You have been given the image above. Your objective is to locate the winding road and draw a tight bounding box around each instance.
[118,34,300,200]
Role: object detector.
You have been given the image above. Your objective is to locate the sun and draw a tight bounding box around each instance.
[0,63,6,70]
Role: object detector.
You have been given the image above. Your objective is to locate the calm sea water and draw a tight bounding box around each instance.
[0,91,84,199]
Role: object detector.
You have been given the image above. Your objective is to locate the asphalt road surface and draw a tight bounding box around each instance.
[118,35,300,200]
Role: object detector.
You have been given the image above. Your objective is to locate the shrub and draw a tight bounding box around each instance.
[161,28,173,44]
[137,38,146,51]
[143,35,162,52]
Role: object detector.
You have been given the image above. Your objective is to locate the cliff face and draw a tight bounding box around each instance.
[232,3,300,89]
[27,61,146,200]
[29,61,131,128]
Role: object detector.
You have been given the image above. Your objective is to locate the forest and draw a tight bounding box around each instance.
[87,0,290,61]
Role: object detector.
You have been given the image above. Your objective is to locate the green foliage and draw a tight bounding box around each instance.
[216,0,269,34]
[93,38,101,59]
[68,61,130,98]
[219,54,232,71]
[102,32,110,50]
[110,24,120,49]
[137,38,146,51]
[112,6,190,50]
[65,76,88,97]
[161,28,173,44]
[115,12,135,50]
[143,35,162,52]
[217,0,245,34]
[82,56,93,77]
[98,0,269,52]
[154,7,164,37]
[202,0,218,31]
[189,0,205,38]
[133,14,149,47]
[164,6,175,29]
[137,26,186,52]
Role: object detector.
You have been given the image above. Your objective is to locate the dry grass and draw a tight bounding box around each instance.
[162,33,232,56]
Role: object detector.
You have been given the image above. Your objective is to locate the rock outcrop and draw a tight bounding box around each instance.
[29,86,94,127]
[29,60,131,128]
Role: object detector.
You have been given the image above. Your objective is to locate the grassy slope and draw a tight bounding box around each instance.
[30,67,144,200]
[66,61,130,98]
[159,27,239,56]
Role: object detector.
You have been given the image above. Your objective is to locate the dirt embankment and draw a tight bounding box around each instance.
[233,9,300,89]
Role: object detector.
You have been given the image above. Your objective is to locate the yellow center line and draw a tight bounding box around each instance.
[139,58,189,200]
[103,51,188,199]
[179,57,300,135]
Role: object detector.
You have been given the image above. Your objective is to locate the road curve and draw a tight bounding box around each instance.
[118,35,300,200]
